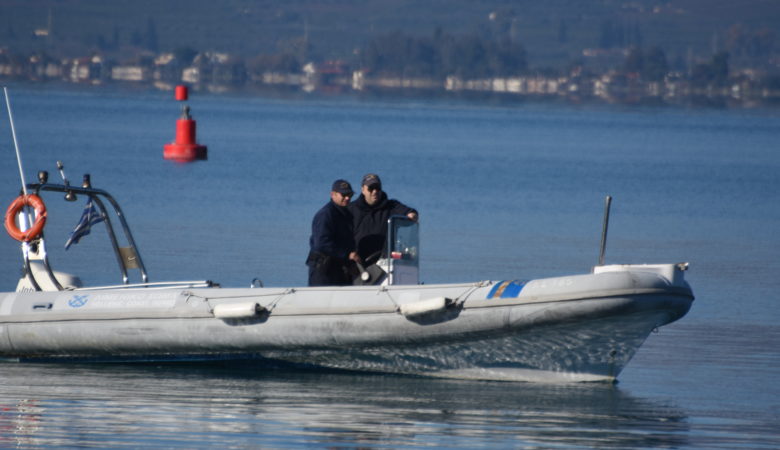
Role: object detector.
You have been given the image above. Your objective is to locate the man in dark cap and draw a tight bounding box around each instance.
[348,173,418,264]
[306,179,361,286]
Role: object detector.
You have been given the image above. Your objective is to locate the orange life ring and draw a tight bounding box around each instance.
[4,194,47,242]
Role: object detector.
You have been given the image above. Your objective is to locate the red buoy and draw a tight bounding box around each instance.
[175,85,188,101]
[163,85,207,162]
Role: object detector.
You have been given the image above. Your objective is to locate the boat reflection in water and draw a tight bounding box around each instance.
[0,363,690,448]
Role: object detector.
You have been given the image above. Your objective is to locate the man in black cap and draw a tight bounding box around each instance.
[348,173,418,265]
[306,179,361,286]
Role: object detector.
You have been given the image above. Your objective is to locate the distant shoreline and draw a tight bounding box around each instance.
[4,77,778,111]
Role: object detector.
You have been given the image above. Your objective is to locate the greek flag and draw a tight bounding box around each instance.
[65,199,104,250]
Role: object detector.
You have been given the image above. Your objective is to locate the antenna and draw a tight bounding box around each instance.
[598,195,612,267]
[4,87,29,197]
[3,87,35,237]
[4,87,37,273]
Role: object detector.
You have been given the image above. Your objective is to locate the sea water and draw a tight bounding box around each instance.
[0,85,778,448]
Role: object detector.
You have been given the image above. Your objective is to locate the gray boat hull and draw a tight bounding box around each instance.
[0,264,693,382]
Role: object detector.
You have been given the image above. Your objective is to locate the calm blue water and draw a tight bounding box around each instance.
[0,84,778,447]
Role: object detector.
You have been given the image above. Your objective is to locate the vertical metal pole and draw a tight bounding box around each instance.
[598,195,612,267]
[3,87,29,197]
[4,87,38,290]
[3,87,33,233]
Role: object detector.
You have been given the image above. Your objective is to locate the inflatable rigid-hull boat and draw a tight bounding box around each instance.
[1,173,694,382]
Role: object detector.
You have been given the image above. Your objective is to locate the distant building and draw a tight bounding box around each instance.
[182,67,201,84]
[111,65,149,82]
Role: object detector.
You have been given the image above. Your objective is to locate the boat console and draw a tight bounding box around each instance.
[355,215,420,286]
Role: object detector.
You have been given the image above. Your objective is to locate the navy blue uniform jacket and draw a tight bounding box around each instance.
[309,200,355,261]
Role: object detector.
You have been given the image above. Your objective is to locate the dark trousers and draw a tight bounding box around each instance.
[307,252,352,286]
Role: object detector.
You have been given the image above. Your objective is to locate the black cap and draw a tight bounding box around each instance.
[361,173,382,189]
[331,179,354,195]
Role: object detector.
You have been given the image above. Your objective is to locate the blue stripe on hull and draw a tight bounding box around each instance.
[487,280,526,299]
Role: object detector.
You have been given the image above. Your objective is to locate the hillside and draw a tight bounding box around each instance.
[2,0,779,71]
